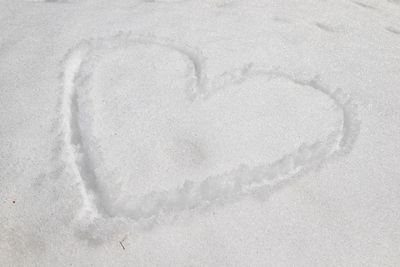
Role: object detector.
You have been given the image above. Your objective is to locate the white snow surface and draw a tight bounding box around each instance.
[1,0,400,266]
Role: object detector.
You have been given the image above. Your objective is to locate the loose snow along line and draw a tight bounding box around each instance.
[59,32,360,238]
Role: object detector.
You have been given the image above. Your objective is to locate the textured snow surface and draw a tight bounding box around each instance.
[1,0,400,266]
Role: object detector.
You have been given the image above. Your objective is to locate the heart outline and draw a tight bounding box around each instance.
[59,32,360,238]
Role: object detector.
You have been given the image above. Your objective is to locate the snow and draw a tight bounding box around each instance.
[1,0,400,266]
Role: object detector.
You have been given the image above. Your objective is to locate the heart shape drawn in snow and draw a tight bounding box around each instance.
[59,33,360,235]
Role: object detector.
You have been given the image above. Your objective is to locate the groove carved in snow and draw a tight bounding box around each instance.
[59,32,360,236]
